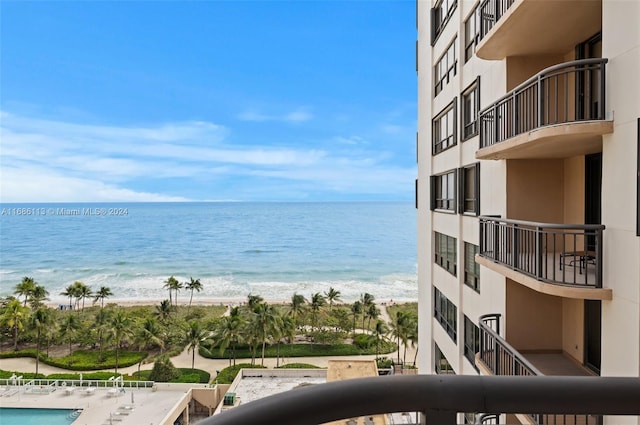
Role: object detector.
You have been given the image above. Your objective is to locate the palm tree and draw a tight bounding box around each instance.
[1,299,28,350]
[360,293,375,330]
[155,299,172,322]
[324,287,341,311]
[366,304,380,330]
[373,319,389,358]
[14,276,36,306]
[185,277,203,308]
[78,283,92,313]
[216,309,243,366]
[281,314,296,345]
[93,286,113,308]
[29,285,49,309]
[350,301,362,334]
[310,293,326,332]
[60,284,77,310]
[109,309,133,373]
[163,276,181,307]
[137,317,165,354]
[247,293,264,311]
[289,293,307,328]
[254,302,278,366]
[29,308,53,376]
[59,314,81,358]
[93,308,112,362]
[185,321,208,370]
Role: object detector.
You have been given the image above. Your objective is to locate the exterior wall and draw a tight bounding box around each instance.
[505,279,562,352]
[506,159,564,222]
[562,298,584,363]
[419,9,639,425]
[599,0,640,398]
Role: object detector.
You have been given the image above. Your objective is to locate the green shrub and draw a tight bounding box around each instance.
[148,357,179,382]
[376,357,393,369]
[277,363,322,369]
[353,333,375,349]
[215,363,266,384]
[43,350,147,371]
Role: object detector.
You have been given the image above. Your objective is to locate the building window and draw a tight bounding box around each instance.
[464,316,480,370]
[434,287,457,342]
[432,99,457,154]
[458,162,480,215]
[461,77,480,140]
[435,232,457,276]
[430,171,456,211]
[435,343,455,374]
[464,5,480,62]
[464,242,480,292]
[431,0,457,45]
[434,38,457,96]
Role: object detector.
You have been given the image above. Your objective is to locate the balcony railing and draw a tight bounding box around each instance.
[201,374,640,425]
[479,0,516,41]
[478,314,603,425]
[479,58,608,149]
[479,314,541,377]
[479,216,604,288]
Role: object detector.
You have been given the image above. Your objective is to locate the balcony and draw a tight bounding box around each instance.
[478,216,611,300]
[477,314,603,425]
[476,59,613,160]
[476,0,602,60]
[201,373,640,425]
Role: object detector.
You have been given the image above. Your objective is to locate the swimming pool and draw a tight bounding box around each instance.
[0,408,80,425]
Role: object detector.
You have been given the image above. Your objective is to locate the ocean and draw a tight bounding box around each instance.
[0,202,416,304]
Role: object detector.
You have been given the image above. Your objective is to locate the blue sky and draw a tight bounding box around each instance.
[0,1,416,202]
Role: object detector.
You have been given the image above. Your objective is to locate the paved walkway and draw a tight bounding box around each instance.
[0,303,417,378]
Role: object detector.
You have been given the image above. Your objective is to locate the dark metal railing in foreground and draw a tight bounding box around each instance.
[479,216,605,288]
[201,375,640,425]
[479,58,608,149]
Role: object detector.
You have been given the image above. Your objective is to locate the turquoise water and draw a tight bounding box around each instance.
[0,408,78,424]
[0,202,416,302]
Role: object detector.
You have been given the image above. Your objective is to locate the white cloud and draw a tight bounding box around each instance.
[0,166,189,203]
[0,110,415,202]
[237,108,313,123]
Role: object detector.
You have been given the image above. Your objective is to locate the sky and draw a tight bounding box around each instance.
[0,1,417,202]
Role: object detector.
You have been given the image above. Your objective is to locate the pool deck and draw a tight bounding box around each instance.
[0,386,189,425]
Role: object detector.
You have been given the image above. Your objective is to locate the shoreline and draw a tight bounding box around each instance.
[46,296,417,309]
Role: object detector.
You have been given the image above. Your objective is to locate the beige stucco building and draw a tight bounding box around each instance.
[416,0,640,423]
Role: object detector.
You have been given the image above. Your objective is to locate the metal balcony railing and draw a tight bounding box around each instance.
[478,314,540,377]
[201,374,640,425]
[479,58,608,149]
[479,216,605,288]
[478,314,603,425]
[479,0,516,40]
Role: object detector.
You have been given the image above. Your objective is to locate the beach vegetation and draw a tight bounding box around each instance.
[29,307,54,376]
[185,277,203,309]
[14,276,36,307]
[215,363,266,384]
[185,320,210,370]
[148,355,180,382]
[324,287,341,311]
[93,286,113,308]
[163,276,182,307]
[277,363,321,369]
[1,299,29,350]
